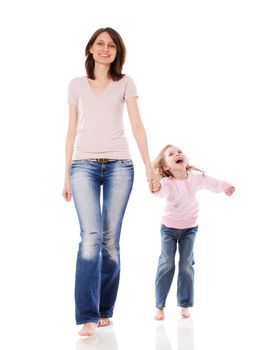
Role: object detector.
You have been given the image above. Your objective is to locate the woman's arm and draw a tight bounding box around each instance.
[62,104,78,201]
[126,97,160,192]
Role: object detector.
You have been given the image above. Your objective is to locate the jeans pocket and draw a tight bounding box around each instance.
[70,160,85,176]
[118,159,133,167]
[71,160,85,164]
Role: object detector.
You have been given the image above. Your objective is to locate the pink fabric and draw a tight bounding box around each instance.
[155,174,232,229]
[68,75,138,160]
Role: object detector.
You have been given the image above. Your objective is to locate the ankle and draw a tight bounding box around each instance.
[181,308,191,318]
[155,307,165,320]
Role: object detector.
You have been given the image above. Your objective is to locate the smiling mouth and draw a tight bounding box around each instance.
[99,53,110,58]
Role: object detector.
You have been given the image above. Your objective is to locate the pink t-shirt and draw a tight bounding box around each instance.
[155,174,232,229]
[68,75,138,160]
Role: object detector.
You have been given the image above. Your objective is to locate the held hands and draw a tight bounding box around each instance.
[225,186,235,196]
[146,165,161,193]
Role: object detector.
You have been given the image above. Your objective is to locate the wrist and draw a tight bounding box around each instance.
[145,162,153,170]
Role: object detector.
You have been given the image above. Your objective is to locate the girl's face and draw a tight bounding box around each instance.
[163,146,188,172]
[90,32,117,66]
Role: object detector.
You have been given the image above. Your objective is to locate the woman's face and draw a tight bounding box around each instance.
[90,31,117,66]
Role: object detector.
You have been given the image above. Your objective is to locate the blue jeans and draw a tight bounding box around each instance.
[155,225,198,308]
[70,159,134,324]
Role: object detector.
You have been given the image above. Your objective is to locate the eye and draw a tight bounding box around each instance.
[97,41,104,46]
[109,43,116,49]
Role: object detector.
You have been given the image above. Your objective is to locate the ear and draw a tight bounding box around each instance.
[163,163,170,171]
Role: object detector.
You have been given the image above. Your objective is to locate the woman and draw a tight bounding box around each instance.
[62,27,159,336]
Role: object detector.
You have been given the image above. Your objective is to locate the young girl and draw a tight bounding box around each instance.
[152,144,235,320]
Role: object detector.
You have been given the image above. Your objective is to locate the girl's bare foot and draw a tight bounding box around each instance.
[181,308,190,318]
[98,318,112,327]
[78,322,97,336]
[154,308,165,320]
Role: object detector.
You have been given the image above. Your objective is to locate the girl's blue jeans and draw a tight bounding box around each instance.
[70,159,134,324]
[155,224,198,308]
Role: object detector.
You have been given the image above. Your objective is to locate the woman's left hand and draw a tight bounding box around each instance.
[146,166,161,193]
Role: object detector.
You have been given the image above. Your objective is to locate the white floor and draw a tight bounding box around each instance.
[76,317,195,350]
[2,303,256,350]
[73,308,258,350]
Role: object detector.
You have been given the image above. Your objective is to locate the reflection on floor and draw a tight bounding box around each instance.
[177,319,194,350]
[76,318,194,350]
[156,319,194,350]
[76,326,119,350]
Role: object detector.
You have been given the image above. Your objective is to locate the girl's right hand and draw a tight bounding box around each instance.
[62,180,72,201]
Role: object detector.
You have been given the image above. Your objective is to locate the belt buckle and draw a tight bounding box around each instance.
[96,158,110,164]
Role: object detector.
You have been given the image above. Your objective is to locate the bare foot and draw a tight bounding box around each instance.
[154,308,165,320]
[181,308,190,318]
[98,318,112,327]
[78,322,97,336]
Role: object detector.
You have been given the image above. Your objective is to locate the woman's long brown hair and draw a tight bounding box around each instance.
[85,27,126,81]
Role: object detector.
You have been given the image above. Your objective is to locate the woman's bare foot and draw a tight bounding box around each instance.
[154,308,165,320]
[181,308,190,318]
[98,318,112,327]
[78,322,97,336]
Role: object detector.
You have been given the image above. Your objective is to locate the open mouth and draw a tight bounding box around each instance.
[175,159,183,164]
[99,53,110,58]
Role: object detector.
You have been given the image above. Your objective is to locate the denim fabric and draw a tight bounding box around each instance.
[70,159,134,324]
[155,225,198,308]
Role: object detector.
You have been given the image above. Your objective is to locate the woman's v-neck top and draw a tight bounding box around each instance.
[68,75,138,160]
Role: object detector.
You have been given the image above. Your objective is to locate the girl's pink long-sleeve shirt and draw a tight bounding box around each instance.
[155,174,231,229]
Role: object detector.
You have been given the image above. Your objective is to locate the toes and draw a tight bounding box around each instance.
[98,318,112,327]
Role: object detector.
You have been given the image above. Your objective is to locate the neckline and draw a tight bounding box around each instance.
[169,174,189,181]
[86,77,112,98]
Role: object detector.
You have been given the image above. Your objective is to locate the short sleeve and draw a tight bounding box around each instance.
[124,76,138,100]
[67,79,78,106]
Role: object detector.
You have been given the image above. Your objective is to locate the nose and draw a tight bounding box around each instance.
[103,44,109,51]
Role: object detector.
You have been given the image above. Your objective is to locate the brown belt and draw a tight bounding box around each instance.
[90,158,116,164]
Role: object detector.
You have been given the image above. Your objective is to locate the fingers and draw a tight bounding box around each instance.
[148,178,154,192]
[62,191,72,201]
[148,177,161,193]
[225,186,235,196]
[151,176,161,193]
[66,192,72,201]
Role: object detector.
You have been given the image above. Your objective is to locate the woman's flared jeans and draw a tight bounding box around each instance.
[70,160,134,324]
[155,225,198,308]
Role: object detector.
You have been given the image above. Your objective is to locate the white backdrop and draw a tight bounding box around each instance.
[0,1,258,349]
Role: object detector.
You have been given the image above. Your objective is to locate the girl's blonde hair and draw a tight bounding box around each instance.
[152,144,204,178]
